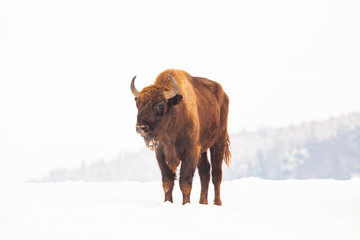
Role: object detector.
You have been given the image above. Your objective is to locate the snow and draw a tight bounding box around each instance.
[1,178,359,240]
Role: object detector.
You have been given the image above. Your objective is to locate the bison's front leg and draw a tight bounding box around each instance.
[156,147,176,203]
[179,147,198,205]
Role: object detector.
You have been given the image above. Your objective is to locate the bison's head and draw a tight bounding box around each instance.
[130,74,182,149]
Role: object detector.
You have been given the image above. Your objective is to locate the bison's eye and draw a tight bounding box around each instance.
[154,104,165,115]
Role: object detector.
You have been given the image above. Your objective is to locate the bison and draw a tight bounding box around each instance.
[130,69,230,205]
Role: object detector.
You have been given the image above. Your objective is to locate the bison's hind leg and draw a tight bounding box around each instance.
[210,139,227,206]
[197,151,210,204]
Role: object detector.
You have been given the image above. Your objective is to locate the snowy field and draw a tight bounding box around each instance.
[1,178,359,240]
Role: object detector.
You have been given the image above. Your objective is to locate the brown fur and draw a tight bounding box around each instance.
[133,69,230,205]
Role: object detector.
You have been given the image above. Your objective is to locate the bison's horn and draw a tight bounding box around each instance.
[130,76,140,97]
[164,74,179,99]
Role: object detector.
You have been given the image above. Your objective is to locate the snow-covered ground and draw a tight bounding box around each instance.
[1,178,359,240]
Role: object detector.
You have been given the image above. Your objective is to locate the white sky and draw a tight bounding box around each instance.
[1,0,359,182]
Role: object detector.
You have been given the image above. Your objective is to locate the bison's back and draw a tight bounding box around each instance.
[191,76,229,153]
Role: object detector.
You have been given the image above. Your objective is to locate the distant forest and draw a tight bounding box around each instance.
[40,113,360,182]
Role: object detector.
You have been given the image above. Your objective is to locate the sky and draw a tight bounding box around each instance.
[0,0,359,182]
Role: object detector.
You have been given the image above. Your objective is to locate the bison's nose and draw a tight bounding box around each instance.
[136,124,149,135]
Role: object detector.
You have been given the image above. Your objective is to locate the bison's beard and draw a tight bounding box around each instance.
[143,134,158,151]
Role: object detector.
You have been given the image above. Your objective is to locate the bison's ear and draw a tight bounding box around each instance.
[168,94,182,107]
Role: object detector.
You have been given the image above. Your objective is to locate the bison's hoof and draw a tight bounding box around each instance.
[213,200,222,206]
[199,199,208,205]
[182,199,191,205]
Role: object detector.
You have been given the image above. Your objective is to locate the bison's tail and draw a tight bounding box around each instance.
[224,133,231,167]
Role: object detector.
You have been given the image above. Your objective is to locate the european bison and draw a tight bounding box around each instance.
[130,69,230,205]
